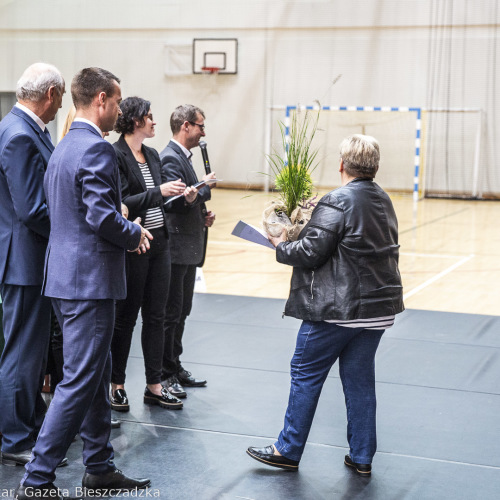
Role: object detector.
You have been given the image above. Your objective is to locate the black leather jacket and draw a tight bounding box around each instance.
[276,178,404,321]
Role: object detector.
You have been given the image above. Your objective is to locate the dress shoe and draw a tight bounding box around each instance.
[2,450,68,467]
[110,388,130,412]
[111,418,121,429]
[344,455,372,476]
[82,468,150,492]
[143,387,183,410]
[165,376,187,398]
[177,368,207,387]
[15,483,68,500]
[246,445,299,471]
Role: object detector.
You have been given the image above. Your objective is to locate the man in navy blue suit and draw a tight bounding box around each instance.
[16,67,152,498]
[0,63,65,467]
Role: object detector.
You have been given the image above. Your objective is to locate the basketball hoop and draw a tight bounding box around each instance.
[201,66,220,75]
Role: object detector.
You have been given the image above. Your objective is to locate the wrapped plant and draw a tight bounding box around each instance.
[264,105,321,240]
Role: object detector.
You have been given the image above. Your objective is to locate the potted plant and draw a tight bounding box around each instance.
[263,105,321,241]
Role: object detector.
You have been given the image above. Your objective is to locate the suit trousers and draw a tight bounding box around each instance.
[275,321,384,464]
[23,298,116,487]
[0,284,51,453]
[112,228,170,385]
[162,264,197,379]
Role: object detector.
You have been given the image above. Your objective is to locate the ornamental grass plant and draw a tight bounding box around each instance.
[262,105,321,240]
[266,106,321,218]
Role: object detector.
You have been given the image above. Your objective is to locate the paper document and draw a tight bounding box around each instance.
[231,220,276,250]
[164,178,221,205]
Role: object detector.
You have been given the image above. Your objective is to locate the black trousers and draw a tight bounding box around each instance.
[111,228,170,385]
[162,264,197,379]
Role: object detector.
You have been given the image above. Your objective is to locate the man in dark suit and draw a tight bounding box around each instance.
[16,68,151,499]
[159,104,216,398]
[0,63,64,467]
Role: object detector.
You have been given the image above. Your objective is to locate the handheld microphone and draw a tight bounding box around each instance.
[199,141,211,174]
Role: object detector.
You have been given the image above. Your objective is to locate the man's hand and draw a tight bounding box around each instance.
[160,178,186,197]
[202,171,217,189]
[205,210,215,227]
[130,217,153,254]
[184,185,199,204]
[268,228,287,248]
[121,203,129,219]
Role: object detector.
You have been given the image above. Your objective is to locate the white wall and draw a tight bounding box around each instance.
[0,0,498,196]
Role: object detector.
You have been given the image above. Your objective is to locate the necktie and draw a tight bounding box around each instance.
[43,127,53,144]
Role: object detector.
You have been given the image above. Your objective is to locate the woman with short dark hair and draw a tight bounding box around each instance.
[110,97,186,412]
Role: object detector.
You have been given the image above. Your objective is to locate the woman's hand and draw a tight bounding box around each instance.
[160,178,186,197]
[184,185,199,204]
[268,228,287,247]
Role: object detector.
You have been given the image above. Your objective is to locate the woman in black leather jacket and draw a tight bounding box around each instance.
[247,134,404,476]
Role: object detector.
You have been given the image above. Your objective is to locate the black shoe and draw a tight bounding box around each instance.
[15,483,68,500]
[82,468,150,492]
[177,368,207,387]
[2,450,68,467]
[165,376,187,398]
[111,418,121,429]
[110,388,130,412]
[344,455,372,476]
[143,387,183,410]
[246,445,299,471]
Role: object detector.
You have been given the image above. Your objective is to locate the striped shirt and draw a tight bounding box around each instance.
[325,315,395,330]
[137,161,164,230]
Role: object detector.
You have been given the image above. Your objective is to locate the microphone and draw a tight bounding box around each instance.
[199,141,211,174]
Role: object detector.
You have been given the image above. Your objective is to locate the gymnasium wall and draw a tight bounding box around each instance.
[0,0,498,197]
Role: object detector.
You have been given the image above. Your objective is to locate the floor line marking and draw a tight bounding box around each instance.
[121,420,500,471]
[403,254,475,301]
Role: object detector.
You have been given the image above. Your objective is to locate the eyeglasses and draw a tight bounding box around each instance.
[188,121,205,131]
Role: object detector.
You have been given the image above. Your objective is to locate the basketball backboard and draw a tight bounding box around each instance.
[193,38,238,74]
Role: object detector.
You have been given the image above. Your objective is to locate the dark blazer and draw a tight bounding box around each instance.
[113,135,168,237]
[42,121,142,300]
[160,140,211,267]
[0,106,52,285]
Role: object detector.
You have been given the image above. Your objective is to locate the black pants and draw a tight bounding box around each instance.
[111,228,170,385]
[162,264,197,379]
[46,311,64,391]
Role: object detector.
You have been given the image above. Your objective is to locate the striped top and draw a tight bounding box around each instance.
[325,315,395,330]
[137,161,164,230]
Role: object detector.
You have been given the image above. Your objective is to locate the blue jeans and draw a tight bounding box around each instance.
[275,321,384,464]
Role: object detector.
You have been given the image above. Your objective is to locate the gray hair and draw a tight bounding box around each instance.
[16,63,65,102]
[339,134,380,179]
[170,104,205,134]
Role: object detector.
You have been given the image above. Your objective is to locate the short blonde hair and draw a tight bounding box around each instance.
[339,134,380,179]
[60,106,76,141]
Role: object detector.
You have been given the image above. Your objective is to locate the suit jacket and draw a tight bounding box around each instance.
[42,121,142,300]
[113,135,168,237]
[160,140,211,267]
[0,106,52,285]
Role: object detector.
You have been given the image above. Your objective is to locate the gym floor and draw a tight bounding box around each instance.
[1,189,499,499]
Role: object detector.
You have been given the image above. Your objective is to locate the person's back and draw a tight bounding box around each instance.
[43,122,133,301]
[282,177,403,322]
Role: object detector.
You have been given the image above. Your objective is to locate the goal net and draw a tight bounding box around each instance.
[269,105,482,199]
